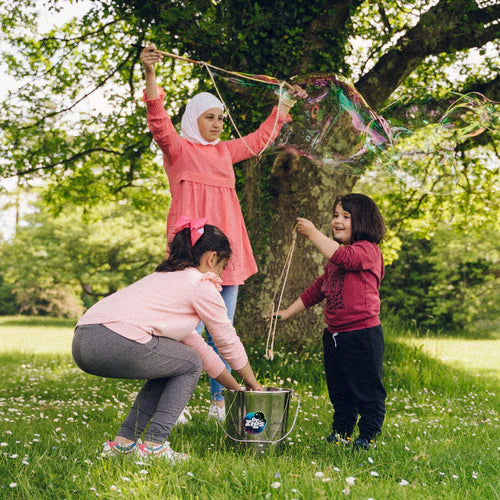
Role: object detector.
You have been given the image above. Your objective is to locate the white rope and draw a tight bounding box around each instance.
[265,227,297,360]
[202,62,286,159]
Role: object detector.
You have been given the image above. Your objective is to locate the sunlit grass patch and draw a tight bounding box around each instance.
[0,316,74,355]
[401,337,500,380]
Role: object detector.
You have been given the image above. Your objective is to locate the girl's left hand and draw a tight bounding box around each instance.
[287,84,308,100]
[246,382,262,391]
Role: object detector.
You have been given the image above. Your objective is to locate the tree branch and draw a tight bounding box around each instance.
[356,0,500,108]
[14,147,125,176]
[17,47,138,131]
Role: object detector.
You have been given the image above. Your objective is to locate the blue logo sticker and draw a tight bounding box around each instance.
[244,411,267,434]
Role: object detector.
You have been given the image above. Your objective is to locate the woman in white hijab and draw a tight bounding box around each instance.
[140,43,306,421]
[180,92,226,145]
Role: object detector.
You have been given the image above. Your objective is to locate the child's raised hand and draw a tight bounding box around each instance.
[287,84,308,100]
[296,217,316,238]
[140,43,163,70]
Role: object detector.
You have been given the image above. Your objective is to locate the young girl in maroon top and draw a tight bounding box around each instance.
[277,193,386,450]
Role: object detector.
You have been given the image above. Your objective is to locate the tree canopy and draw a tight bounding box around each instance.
[0,0,498,340]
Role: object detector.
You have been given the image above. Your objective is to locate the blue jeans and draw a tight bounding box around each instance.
[196,285,239,402]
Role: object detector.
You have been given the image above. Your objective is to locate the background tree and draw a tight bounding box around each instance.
[0,0,498,342]
[0,195,166,317]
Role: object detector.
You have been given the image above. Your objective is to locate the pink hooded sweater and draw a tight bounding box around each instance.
[77,268,248,378]
[144,87,291,286]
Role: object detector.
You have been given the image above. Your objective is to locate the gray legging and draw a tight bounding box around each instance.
[72,324,202,443]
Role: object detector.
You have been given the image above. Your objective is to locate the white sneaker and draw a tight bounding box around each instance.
[137,442,189,463]
[175,408,192,425]
[101,438,141,458]
[207,403,226,421]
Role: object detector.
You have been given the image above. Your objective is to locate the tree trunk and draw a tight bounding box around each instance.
[235,153,357,349]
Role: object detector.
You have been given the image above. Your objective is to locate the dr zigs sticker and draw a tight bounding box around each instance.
[244,411,267,434]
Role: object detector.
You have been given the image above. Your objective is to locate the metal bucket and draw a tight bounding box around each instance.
[222,387,299,455]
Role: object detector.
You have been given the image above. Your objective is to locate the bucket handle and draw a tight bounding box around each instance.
[217,392,301,445]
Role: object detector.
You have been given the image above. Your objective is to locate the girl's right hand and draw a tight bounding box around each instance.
[273,310,289,321]
[140,43,163,71]
[296,217,317,238]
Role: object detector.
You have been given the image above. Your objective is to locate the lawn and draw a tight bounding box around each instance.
[1,316,499,499]
[402,337,499,381]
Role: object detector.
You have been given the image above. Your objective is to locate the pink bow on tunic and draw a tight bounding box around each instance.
[171,215,208,246]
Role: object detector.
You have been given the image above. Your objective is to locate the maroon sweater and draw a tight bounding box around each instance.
[300,240,384,332]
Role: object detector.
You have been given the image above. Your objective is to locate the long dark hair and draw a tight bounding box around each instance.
[156,224,232,272]
[334,193,386,244]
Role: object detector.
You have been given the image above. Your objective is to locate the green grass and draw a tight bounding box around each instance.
[0,316,74,354]
[1,316,499,499]
[401,337,499,381]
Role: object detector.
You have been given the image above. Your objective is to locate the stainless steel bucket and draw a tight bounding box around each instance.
[223,387,298,455]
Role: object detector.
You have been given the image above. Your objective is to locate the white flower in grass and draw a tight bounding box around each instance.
[121,477,130,482]
[10,483,17,488]
[334,467,340,472]
[452,474,458,479]
[346,476,356,486]
[322,477,331,482]
[472,471,478,479]
[370,471,379,477]
[399,479,409,486]
[139,469,148,475]
[368,457,374,464]
[110,485,117,491]
[315,471,324,478]
[271,482,281,489]
[187,472,194,477]
[1,443,8,447]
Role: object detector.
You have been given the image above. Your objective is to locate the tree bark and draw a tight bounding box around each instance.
[235,153,358,348]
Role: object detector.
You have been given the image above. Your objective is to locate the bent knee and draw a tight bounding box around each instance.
[189,350,203,375]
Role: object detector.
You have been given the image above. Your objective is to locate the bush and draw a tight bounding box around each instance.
[381,228,499,335]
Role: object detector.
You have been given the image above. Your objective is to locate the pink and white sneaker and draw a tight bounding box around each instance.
[137,442,189,463]
[101,440,139,457]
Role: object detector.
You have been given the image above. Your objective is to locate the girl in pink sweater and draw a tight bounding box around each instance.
[140,43,306,419]
[73,217,261,461]
[276,194,387,451]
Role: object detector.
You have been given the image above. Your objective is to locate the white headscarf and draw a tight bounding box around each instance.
[180,92,225,145]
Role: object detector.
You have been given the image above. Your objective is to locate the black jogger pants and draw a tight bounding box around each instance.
[322,325,386,441]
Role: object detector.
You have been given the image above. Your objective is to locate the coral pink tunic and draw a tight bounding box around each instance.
[144,88,291,285]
